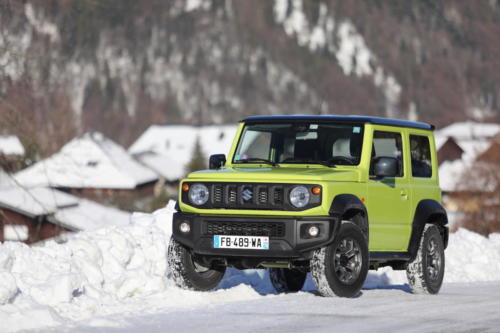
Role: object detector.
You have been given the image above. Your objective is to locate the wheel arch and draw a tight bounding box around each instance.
[407,199,449,260]
[329,194,369,242]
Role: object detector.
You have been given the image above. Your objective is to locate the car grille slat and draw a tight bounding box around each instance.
[206,221,285,237]
[211,184,284,209]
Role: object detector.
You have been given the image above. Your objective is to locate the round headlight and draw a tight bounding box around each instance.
[290,186,310,208]
[189,183,209,205]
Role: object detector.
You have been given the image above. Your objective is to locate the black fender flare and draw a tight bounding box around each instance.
[329,194,369,242]
[407,199,449,260]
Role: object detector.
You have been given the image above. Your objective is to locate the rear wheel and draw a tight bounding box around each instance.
[269,268,307,293]
[311,222,369,297]
[406,224,445,294]
[167,237,226,291]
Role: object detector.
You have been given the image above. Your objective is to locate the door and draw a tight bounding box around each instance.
[366,129,412,251]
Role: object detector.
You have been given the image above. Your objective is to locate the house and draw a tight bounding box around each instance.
[129,125,237,192]
[0,135,25,172]
[14,132,159,211]
[433,122,500,223]
[0,186,131,244]
[435,121,500,194]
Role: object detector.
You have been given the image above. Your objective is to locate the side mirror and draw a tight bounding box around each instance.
[373,157,398,178]
[209,154,226,169]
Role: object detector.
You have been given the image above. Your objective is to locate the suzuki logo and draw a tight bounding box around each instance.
[242,188,253,201]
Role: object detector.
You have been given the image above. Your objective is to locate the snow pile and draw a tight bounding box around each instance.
[0,202,176,331]
[1,204,500,332]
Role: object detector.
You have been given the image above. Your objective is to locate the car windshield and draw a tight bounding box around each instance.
[233,122,364,166]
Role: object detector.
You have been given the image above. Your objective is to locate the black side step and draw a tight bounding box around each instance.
[369,252,411,261]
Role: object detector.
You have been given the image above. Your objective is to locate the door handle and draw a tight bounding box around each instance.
[400,190,409,200]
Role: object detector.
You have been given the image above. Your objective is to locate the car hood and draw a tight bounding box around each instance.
[186,166,361,183]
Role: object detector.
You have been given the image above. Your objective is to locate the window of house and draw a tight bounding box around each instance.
[410,135,432,178]
[370,131,404,177]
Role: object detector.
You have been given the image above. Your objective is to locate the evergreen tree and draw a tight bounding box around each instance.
[186,136,207,173]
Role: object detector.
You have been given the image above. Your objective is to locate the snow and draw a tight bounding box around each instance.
[15,132,158,189]
[435,122,499,192]
[439,159,467,192]
[0,202,499,332]
[129,125,237,179]
[0,186,131,231]
[336,21,373,76]
[3,225,29,242]
[0,170,16,188]
[135,152,185,181]
[52,198,131,232]
[0,136,24,156]
[0,187,78,218]
[436,121,500,141]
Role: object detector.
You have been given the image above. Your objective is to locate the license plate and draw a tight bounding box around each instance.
[213,235,269,250]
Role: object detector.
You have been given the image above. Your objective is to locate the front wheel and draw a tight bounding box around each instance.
[269,268,307,293]
[311,222,369,297]
[167,237,226,291]
[406,224,445,294]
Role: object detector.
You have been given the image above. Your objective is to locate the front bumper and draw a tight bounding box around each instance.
[172,212,340,259]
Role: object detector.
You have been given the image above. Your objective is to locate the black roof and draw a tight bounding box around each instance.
[241,115,434,130]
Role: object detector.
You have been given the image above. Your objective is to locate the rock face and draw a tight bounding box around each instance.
[1,0,499,148]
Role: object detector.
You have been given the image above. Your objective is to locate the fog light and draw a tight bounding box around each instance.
[179,222,191,233]
[307,225,320,237]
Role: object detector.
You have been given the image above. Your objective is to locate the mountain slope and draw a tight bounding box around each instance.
[1,0,499,151]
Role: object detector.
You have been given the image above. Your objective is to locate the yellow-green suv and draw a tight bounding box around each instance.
[168,115,448,297]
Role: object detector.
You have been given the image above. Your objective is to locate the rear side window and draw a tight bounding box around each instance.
[370,131,404,177]
[410,135,432,178]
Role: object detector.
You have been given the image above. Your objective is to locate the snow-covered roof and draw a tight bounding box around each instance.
[129,125,238,179]
[50,197,131,231]
[0,187,78,218]
[15,132,158,189]
[0,186,131,231]
[439,160,467,192]
[0,135,25,156]
[436,122,498,191]
[0,170,16,188]
[136,152,186,181]
[436,121,500,141]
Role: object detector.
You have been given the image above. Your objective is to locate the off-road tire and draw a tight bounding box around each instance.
[311,222,369,297]
[167,237,226,291]
[406,224,445,294]
[269,268,307,293]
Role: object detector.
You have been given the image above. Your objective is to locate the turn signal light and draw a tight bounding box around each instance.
[182,183,190,192]
[311,186,321,195]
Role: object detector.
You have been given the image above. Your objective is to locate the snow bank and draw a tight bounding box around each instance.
[0,204,499,332]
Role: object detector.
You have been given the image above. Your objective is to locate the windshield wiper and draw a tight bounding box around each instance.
[237,158,278,167]
[281,158,336,168]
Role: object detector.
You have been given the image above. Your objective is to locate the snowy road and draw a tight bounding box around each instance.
[47,282,500,332]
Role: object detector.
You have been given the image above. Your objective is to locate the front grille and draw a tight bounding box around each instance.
[228,187,237,203]
[215,184,286,209]
[206,221,285,237]
[258,188,268,204]
[213,185,223,203]
[273,188,283,205]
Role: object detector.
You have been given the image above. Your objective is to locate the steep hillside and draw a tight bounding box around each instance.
[1,0,499,154]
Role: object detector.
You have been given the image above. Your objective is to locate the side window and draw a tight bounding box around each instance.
[370,131,404,177]
[410,135,432,178]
